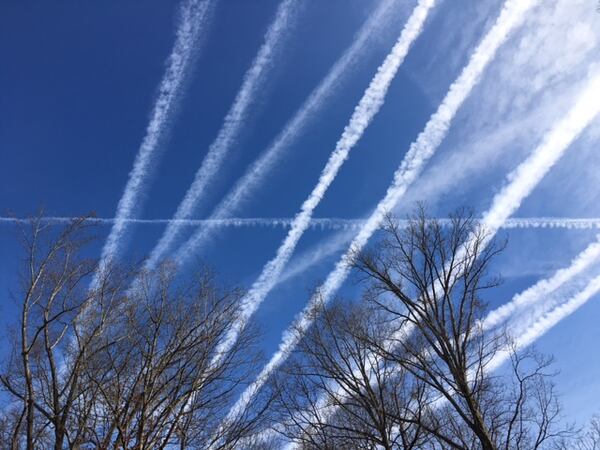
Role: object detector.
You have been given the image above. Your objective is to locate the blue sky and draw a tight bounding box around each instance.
[2,0,600,427]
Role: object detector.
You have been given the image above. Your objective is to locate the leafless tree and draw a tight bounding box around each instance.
[272,207,573,450]
[0,217,107,449]
[273,299,431,450]
[554,415,600,450]
[351,207,571,450]
[0,217,272,449]
[0,211,578,449]
[78,266,272,450]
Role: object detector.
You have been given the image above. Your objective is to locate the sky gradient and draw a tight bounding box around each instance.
[1,0,600,430]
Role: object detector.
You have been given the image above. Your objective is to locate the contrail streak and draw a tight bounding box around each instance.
[467,70,600,329]
[374,269,600,421]
[170,0,403,264]
[228,0,540,422]
[294,234,600,445]
[204,0,435,365]
[276,217,600,285]
[493,272,600,372]
[484,235,600,330]
[3,216,600,230]
[145,0,300,270]
[93,0,213,287]
[217,0,441,427]
[413,263,600,411]
[173,7,440,434]
[480,74,600,234]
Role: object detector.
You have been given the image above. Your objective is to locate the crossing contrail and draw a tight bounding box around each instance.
[144,0,300,271]
[479,73,600,234]
[225,0,540,423]
[274,216,600,287]
[92,0,214,287]
[169,0,404,264]
[208,0,437,437]
[212,0,435,363]
[465,70,600,329]
[277,229,356,285]
[4,216,600,230]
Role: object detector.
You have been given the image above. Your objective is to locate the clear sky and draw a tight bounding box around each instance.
[1,0,600,427]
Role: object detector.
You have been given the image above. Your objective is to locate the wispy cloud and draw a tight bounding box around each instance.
[144,0,300,270]
[428,69,600,361]
[169,0,404,264]
[399,0,600,216]
[275,215,600,291]
[277,229,355,285]
[267,0,600,293]
[223,0,538,424]
[482,69,600,325]
[227,0,537,426]
[92,0,213,286]
[479,72,600,234]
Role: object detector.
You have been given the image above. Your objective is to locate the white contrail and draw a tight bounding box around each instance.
[340,267,600,431]
[228,0,540,421]
[480,73,600,234]
[4,215,600,230]
[93,0,213,286]
[392,269,600,418]
[170,0,403,264]
[212,0,436,402]
[474,70,600,327]
[499,218,600,229]
[61,0,213,394]
[281,262,600,449]
[493,272,600,372]
[484,235,600,330]
[207,0,436,434]
[145,0,300,270]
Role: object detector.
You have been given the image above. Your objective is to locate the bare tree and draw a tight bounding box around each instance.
[271,207,573,450]
[273,299,431,450]
[0,216,110,449]
[555,415,600,450]
[351,207,571,450]
[0,212,578,450]
[0,217,272,449]
[79,266,271,450]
